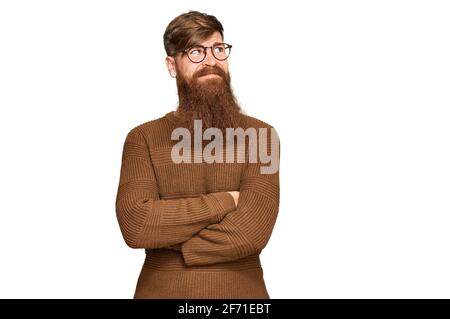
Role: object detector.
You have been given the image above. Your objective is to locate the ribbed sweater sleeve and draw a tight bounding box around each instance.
[180,127,280,266]
[115,127,236,249]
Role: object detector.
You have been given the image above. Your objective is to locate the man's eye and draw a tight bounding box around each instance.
[190,48,202,56]
[214,46,225,53]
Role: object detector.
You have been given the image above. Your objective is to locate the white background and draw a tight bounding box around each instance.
[1,0,449,298]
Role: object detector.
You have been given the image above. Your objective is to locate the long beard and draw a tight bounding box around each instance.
[174,66,242,136]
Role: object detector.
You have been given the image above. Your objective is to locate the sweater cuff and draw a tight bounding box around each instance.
[203,191,236,223]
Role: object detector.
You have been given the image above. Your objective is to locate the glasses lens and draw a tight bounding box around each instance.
[213,44,231,60]
[188,47,205,63]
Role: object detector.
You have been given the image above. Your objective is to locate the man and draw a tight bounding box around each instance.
[115,10,280,299]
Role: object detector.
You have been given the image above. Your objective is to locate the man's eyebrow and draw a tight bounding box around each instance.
[191,41,224,47]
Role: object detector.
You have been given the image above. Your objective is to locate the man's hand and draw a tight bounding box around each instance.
[227,191,240,207]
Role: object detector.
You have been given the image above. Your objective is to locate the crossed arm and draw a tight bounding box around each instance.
[115,127,237,249]
[115,125,280,266]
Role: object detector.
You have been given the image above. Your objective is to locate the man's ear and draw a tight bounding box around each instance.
[165,56,177,78]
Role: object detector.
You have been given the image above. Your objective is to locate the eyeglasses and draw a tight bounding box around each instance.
[179,43,232,63]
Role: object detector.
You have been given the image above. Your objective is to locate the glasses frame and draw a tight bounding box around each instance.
[178,43,233,63]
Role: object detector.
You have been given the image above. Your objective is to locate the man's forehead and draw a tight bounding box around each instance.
[196,32,223,46]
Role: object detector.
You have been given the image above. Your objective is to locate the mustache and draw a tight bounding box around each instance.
[193,66,227,80]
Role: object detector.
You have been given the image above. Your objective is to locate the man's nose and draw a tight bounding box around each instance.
[203,48,217,66]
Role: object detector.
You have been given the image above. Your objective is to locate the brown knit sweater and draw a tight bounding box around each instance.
[115,111,280,299]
